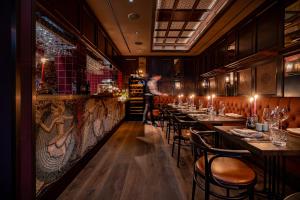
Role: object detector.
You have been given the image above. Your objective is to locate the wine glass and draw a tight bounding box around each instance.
[279,107,289,129]
[262,108,271,123]
[198,100,203,110]
[269,107,280,129]
[218,101,225,115]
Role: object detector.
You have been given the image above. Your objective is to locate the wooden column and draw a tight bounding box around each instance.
[16,0,35,199]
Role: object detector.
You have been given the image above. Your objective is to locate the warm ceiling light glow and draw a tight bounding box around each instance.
[254,94,258,100]
[249,97,254,103]
[207,96,211,100]
[212,94,216,98]
[129,0,134,2]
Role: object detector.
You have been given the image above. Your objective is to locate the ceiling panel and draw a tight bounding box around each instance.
[197,0,217,9]
[181,31,195,37]
[177,0,196,9]
[168,31,180,37]
[155,21,169,29]
[185,21,201,29]
[154,38,164,43]
[165,38,177,43]
[170,21,185,29]
[155,31,166,37]
[177,38,190,43]
[157,0,175,9]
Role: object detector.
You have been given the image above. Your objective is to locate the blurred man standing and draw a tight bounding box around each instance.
[143,74,167,125]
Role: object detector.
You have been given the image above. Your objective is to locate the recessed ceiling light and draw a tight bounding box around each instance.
[128,12,140,21]
[129,0,134,3]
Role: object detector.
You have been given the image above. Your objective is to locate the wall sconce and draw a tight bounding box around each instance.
[225,75,230,84]
[175,81,181,90]
[202,79,208,88]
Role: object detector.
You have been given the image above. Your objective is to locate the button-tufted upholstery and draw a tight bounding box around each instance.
[154,96,300,128]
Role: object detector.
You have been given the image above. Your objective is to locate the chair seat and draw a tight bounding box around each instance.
[181,129,191,138]
[196,155,256,185]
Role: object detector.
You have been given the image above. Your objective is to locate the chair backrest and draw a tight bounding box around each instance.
[189,127,213,151]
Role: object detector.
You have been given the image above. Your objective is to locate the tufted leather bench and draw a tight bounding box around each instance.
[155,96,300,128]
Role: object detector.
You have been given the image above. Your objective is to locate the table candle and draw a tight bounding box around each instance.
[212,94,215,107]
[249,97,254,116]
[207,95,211,107]
[254,95,258,115]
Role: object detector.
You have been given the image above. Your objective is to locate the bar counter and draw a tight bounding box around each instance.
[35,94,125,195]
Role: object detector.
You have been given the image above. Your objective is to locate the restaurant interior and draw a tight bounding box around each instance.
[2,0,300,199]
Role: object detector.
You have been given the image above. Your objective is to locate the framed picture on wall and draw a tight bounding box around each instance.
[255,60,277,95]
[237,68,252,95]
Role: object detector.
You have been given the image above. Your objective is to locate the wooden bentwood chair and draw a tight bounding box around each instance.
[172,115,198,167]
[190,127,257,200]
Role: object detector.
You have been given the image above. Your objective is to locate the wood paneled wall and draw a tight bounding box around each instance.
[195,0,300,97]
[120,56,196,96]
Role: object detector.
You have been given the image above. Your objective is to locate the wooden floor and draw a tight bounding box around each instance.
[58,121,267,200]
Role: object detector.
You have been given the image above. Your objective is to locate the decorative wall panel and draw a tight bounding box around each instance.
[237,68,251,95]
[256,60,277,95]
[35,96,125,195]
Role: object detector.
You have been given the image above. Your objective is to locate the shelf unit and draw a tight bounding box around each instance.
[126,77,145,120]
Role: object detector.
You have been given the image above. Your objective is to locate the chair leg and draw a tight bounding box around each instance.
[167,123,172,144]
[204,177,210,200]
[248,185,254,200]
[166,123,169,139]
[172,138,175,157]
[177,138,181,167]
[192,176,196,200]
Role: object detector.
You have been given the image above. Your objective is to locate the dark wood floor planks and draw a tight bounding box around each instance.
[58,121,270,200]
[58,122,195,200]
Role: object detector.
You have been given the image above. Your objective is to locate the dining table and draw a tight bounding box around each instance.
[214,125,300,200]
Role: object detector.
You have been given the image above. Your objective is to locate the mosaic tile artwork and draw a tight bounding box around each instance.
[35,97,125,195]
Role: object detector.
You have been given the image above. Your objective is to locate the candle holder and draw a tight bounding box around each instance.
[246,114,258,129]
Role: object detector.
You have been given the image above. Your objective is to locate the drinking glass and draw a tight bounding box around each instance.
[269,107,280,129]
[262,108,271,123]
[198,100,203,110]
[279,107,289,129]
[218,101,225,115]
[270,127,287,146]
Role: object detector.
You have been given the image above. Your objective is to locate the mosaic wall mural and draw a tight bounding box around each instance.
[35,97,125,195]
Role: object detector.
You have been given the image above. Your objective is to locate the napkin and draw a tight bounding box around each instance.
[225,113,243,118]
[230,128,263,138]
[287,128,300,136]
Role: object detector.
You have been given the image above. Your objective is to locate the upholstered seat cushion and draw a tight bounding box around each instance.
[196,155,256,185]
[181,129,191,139]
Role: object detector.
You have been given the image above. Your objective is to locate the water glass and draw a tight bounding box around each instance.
[270,127,287,146]
[198,100,203,110]
[218,102,225,115]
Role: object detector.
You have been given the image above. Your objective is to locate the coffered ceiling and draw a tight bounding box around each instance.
[152,0,229,51]
[86,0,266,56]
